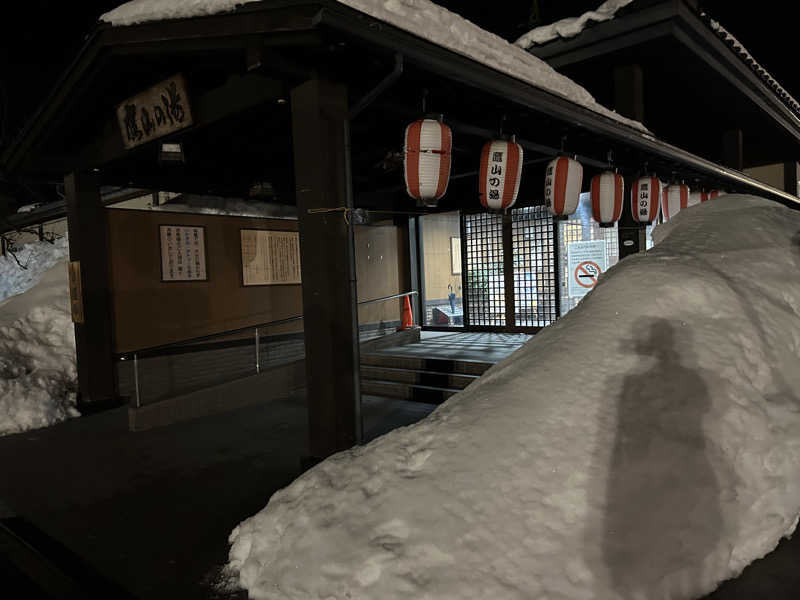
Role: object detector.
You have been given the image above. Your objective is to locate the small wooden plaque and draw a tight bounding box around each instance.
[68,261,84,324]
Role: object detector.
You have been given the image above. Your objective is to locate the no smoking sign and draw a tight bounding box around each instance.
[567,240,606,298]
[574,260,601,288]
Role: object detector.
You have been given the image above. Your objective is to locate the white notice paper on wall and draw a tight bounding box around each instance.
[567,239,606,298]
[241,229,302,286]
[160,225,207,281]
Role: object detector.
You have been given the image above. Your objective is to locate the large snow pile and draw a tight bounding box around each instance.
[227,195,800,599]
[515,0,635,48]
[0,235,69,303]
[100,0,645,131]
[0,243,78,436]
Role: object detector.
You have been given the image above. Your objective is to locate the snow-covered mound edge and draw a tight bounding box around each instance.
[225,195,800,600]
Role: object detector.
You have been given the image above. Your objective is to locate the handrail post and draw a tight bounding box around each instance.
[133,353,141,408]
[255,328,260,374]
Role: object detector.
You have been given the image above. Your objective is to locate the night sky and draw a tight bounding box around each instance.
[0,0,796,159]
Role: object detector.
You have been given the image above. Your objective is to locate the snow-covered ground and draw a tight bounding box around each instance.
[227,195,800,599]
[0,236,69,303]
[0,237,78,436]
[515,0,634,48]
[101,0,645,131]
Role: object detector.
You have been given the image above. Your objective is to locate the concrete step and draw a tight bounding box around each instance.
[360,379,461,404]
[360,353,492,376]
[360,365,478,390]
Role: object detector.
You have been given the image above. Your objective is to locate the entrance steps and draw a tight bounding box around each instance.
[360,353,491,404]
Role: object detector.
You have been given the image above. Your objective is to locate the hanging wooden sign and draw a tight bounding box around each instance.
[116,74,193,149]
[67,261,84,324]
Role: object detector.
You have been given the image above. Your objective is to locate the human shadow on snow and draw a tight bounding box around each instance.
[599,318,724,596]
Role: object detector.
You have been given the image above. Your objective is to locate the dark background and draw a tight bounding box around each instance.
[0,0,794,171]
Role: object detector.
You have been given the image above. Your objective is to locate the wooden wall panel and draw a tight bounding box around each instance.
[107,209,302,353]
[354,224,403,326]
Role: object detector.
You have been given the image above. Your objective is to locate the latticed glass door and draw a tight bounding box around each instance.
[511,206,558,328]
[463,212,505,326]
[461,207,559,332]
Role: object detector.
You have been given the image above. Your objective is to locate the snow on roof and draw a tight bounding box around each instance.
[100,0,259,26]
[515,0,634,49]
[227,195,800,598]
[702,13,800,119]
[100,0,646,132]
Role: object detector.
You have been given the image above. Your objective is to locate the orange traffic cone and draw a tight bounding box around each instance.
[397,295,414,331]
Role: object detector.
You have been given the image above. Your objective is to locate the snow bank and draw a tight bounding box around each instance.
[100,0,645,131]
[0,236,69,303]
[1,243,78,436]
[227,195,800,599]
[515,0,634,48]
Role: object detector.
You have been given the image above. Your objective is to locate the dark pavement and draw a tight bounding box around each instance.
[0,390,799,598]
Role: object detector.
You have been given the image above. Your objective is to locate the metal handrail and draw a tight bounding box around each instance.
[123,290,418,408]
[118,290,417,361]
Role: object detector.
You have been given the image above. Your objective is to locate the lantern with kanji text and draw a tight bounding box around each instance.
[479,138,523,211]
[631,175,661,224]
[545,156,583,218]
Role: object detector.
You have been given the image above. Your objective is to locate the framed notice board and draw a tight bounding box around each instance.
[240,229,302,286]
[159,225,208,282]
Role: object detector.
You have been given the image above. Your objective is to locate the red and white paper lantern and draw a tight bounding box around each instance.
[631,176,661,224]
[544,156,583,217]
[662,183,689,222]
[590,171,624,227]
[688,190,708,206]
[404,119,452,206]
[479,139,523,211]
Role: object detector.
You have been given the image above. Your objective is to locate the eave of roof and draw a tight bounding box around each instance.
[1,0,797,209]
[527,0,800,145]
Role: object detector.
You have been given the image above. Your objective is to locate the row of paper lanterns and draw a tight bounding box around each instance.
[403,118,725,225]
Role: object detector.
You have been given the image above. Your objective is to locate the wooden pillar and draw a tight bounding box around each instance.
[618,175,642,259]
[291,79,360,459]
[783,161,799,197]
[406,217,423,327]
[502,213,515,327]
[721,129,744,171]
[64,171,117,407]
[613,64,644,123]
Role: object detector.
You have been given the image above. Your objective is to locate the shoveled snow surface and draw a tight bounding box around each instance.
[0,244,78,436]
[515,0,634,48]
[228,195,800,599]
[100,0,646,131]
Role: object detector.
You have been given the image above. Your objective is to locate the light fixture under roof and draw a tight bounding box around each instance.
[158,141,185,165]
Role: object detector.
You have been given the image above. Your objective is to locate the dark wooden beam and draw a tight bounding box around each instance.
[291,78,361,459]
[784,161,799,197]
[65,171,117,407]
[613,64,645,124]
[721,129,744,171]
[37,72,285,176]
